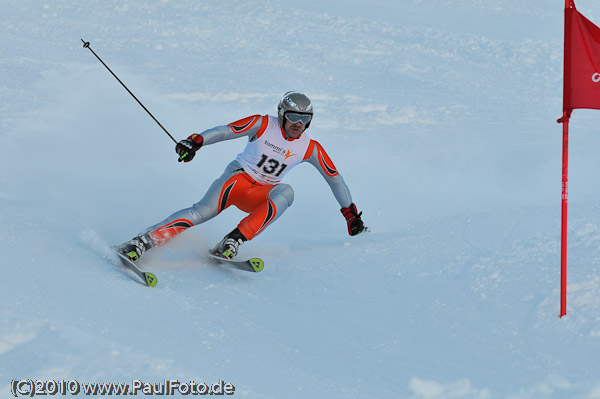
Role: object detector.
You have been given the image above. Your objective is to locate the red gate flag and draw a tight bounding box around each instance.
[563,1,600,111]
[559,0,600,318]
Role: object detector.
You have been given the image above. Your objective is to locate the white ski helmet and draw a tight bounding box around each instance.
[277,91,313,129]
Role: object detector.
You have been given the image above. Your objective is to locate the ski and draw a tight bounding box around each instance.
[208,251,264,273]
[115,251,158,287]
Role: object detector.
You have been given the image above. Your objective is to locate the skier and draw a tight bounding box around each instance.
[117,91,366,261]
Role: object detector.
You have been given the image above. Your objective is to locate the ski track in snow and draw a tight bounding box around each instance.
[2,0,600,398]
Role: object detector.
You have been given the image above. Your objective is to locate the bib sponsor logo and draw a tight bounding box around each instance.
[265,140,296,159]
[592,72,600,83]
[284,149,296,160]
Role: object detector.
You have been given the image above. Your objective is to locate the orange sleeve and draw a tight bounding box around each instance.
[305,139,338,177]
[227,114,269,137]
[303,139,316,160]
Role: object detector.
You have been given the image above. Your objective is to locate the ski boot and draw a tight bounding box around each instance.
[117,233,154,262]
[213,228,247,260]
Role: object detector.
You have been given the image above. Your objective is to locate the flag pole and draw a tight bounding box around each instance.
[559,0,572,318]
[559,0,575,318]
[560,112,569,318]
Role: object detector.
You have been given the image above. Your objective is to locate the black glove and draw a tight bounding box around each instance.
[341,203,365,236]
[176,133,203,162]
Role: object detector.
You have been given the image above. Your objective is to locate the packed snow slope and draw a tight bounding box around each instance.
[2,0,600,398]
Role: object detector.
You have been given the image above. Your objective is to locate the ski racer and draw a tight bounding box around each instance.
[117,91,366,261]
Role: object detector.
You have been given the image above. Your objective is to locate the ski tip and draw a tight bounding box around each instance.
[144,272,158,287]
[208,251,265,273]
[115,251,158,287]
[248,258,264,273]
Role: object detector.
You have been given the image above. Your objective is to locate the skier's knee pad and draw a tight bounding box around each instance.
[270,184,294,207]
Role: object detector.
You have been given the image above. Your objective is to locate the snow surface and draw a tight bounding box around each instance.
[2,0,600,398]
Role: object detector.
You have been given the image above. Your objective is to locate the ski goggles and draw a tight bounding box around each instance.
[284,112,312,125]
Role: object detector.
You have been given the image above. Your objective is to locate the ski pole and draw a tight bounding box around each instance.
[81,39,178,144]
